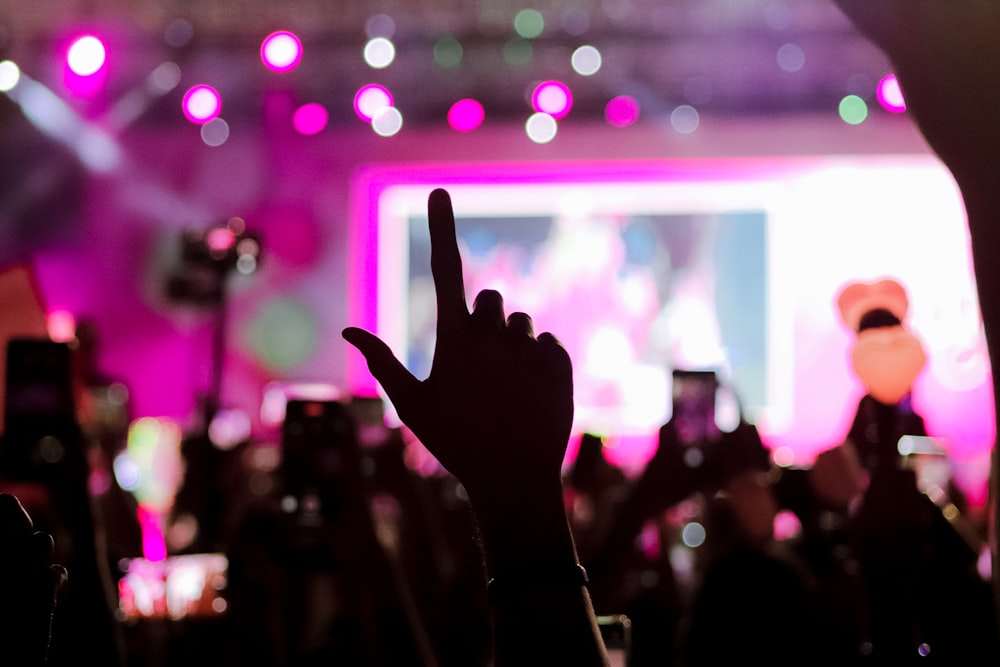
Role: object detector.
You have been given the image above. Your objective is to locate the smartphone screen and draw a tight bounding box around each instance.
[671,369,719,446]
[117,553,229,621]
[598,614,632,667]
[1,338,82,480]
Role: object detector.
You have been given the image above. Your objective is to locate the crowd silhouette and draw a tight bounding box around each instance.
[3,1,1000,665]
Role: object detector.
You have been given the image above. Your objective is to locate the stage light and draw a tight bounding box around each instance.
[182,84,221,124]
[532,80,572,119]
[525,112,557,143]
[776,42,805,73]
[372,106,403,136]
[605,95,640,127]
[47,310,76,342]
[433,36,463,68]
[839,94,868,125]
[261,31,302,72]
[877,73,906,112]
[364,37,396,69]
[670,105,700,134]
[292,102,328,135]
[0,60,20,92]
[447,98,485,132]
[67,35,106,76]
[354,83,393,122]
[571,45,602,76]
[514,8,545,38]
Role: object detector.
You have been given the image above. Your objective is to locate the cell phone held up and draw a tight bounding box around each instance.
[1,338,85,482]
[671,369,720,447]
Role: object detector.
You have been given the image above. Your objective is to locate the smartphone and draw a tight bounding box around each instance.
[671,369,719,446]
[598,614,632,667]
[1,338,83,480]
[280,399,360,518]
[117,553,229,621]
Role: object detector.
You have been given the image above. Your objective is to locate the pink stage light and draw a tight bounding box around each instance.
[293,102,329,135]
[605,95,641,127]
[354,83,393,122]
[531,80,572,119]
[46,310,76,342]
[66,35,106,76]
[261,31,303,72]
[877,73,906,113]
[182,84,221,124]
[447,98,485,132]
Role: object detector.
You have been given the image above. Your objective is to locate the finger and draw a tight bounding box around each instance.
[0,494,34,548]
[536,332,574,384]
[506,311,535,339]
[428,188,468,335]
[471,289,505,332]
[342,327,420,410]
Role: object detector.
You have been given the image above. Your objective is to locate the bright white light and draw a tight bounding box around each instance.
[681,521,707,548]
[67,36,106,76]
[372,106,403,136]
[364,37,396,69]
[670,105,700,134]
[354,84,393,122]
[525,112,557,143]
[261,31,302,71]
[571,45,602,76]
[113,453,141,491]
[0,60,20,92]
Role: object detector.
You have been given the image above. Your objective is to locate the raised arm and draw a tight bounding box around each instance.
[831,0,1000,629]
[343,188,609,666]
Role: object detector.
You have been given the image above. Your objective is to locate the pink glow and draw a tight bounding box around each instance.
[46,309,76,342]
[137,505,167,562]
[877,73,906,113]
[293,102,329,135]
[349,158,993,503]
[182,84,221,124]
[447,98,485,132]
[354,84,393,122]
[531,80,572,119]
[606,95,640,127]
[260,31,302,72]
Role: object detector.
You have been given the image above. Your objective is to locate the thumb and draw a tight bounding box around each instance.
[342,327,420,409]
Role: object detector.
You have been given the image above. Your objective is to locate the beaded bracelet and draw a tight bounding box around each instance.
[486,563,590,604]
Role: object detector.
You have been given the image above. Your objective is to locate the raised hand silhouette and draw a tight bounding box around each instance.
[344,188,608,666]
[0,493,67,666]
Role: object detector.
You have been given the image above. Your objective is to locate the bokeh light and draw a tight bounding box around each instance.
[244,299,318,370]
[200,117,229,146]
[365,13,396,38]
[670,105,700,134]
[163,19,194,48]
[67,35,106,76]
[447,98,485,132]
[681,521,707,548]
[182,84,221,124]
[293,102,329,135]
[0,60,20,92]
[776,42,805,73]
[46,310,76,342]
[260,31,302,72]
[372,106,403,136]
[605,95,640,127]
[571,45,602,76]
[514,9,545,38]
[877,73,906,112]
[147,62,181,95]
[839,94,868,125]
[354,83,393,122]
[532,80,572,119]
[364,37,396,69]
[433,36,463,69]
[525,112,557,143]
[504,39,533,68]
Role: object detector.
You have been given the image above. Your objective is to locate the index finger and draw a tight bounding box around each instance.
[428,188,468,335]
